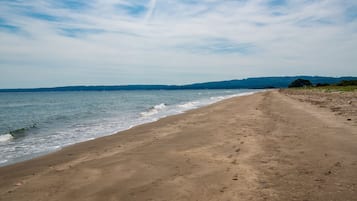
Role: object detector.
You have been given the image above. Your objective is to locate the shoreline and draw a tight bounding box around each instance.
[0,90,356,201]
[0,90,262,168]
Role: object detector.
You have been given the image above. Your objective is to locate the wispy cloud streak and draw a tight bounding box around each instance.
[145,0,157,21]
[0,0,356,88]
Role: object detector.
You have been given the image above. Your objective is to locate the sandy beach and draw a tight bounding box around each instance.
[0,90,356,201]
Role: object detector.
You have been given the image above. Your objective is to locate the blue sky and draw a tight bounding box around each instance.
[0,0,356,88]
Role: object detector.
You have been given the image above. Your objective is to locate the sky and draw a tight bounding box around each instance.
[0,0,356,88]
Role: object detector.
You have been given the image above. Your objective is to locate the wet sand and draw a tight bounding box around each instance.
[0,90,356,201]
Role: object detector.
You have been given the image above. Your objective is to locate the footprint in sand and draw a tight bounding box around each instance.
[324,170,332,176]
[232,174,238,180]
[220,186,228,192]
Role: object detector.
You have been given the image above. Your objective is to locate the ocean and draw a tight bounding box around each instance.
[0,89,258,166]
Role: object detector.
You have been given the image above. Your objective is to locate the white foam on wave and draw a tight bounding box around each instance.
[178,101,199,109]
[210,96,225,101]
[140,103,167,117]
[176,91,261,114]
[0,134,13,143]
[236,91,256,96]
[0,159,8,164]
[211,91,257,101]
[154,103,167,110]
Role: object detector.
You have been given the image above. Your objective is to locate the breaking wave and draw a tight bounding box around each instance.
[140,103,167,117]
[7,123,38,139]
[178,101,199,109]
[0,134,13,142]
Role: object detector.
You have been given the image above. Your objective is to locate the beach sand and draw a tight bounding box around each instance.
[0,90,356,201]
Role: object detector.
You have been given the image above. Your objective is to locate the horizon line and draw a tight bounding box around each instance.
[1,75,356,91]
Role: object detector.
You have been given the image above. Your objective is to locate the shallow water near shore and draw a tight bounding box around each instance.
[0,89,258,166]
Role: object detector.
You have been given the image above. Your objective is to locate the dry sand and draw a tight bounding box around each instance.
[280,89,357,126]
[0,90,356,201]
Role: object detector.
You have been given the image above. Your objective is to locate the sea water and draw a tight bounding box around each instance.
[0,89,258,166]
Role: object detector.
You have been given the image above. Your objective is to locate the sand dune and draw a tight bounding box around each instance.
[0,90,356,201]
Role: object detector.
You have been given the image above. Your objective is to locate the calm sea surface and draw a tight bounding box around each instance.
[0,89,258,166]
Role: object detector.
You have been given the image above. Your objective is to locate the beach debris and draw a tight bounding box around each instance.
[315,178,325,183]
[14,181,23,186]
[347,118,351,121]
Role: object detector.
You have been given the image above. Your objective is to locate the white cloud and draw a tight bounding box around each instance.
[0,0,356,88]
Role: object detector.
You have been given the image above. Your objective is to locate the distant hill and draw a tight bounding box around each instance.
[1,76,356,92]
[181,76,357,89]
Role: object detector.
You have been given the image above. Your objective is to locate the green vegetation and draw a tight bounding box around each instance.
[315,83,330,87]
[288,79,357,92]
[288,79,313,88]
[312,85,357,92]
[337,80,357,86]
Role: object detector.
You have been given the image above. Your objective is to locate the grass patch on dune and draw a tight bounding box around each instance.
[312,85,357,92]
[292,85,357,92]
[288,79,357,92]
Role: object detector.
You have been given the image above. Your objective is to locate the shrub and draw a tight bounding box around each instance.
[337,80,357,86]
[288,79,312,88]
[316,83,330,87]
